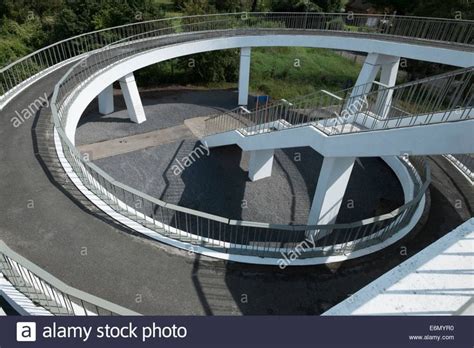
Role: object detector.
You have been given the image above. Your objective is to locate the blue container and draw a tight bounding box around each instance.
[256,95,270,104]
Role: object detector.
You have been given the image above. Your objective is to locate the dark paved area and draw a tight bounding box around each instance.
[80,89,404,225]
[0,64,471,315]
[94,138,404,225]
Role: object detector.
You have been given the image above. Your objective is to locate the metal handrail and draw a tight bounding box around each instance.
[205,66,473,137]
[444,154,474,183]
[1,12,473,103]
[0,241,140,315]
[43,13,441,259]
[1,12,454,260]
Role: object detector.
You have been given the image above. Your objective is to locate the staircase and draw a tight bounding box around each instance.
[203,67,474,157]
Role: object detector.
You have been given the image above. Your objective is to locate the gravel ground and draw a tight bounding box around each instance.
[94,139,404,225]
[79,88,404,224]
[76,88,256,145]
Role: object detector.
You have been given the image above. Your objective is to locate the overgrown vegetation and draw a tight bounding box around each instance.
[1,0,466,99]
[366,0,472,19]
[135,47,361,98]
[250,47,360,98]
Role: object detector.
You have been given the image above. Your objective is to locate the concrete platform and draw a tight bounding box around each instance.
[324,219,474,316]
[77,124,194,160]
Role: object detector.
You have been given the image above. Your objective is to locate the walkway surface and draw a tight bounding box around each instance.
[324,218,474,316]
[77,124,194,160]
[0,64,472,315]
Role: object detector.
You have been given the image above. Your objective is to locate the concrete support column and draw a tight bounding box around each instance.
[351,53,382,97]
[238,47,252,106]
[351,53,400,96]
[307,156,355,226]
[248,149,274,181]
[98,84,114,115]
[375,57,400,118]
[119,73,146,124]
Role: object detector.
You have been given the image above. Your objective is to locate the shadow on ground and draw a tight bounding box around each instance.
[30,87,472,315]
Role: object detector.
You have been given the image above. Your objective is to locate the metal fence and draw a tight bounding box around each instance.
[0,241,139,315]
[49,13,438,260]
[445,154,474,182]
[205,67,473,137]
[1,13,446,262]
[1,12,472,107]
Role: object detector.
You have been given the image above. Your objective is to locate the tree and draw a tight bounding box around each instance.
[271,0,322,12]
[177,50,239,83]
[178,0,216,15]
[271,0,346,12]
[366,0,472,18]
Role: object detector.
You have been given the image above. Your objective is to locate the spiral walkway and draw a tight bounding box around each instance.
[0,13,472,314]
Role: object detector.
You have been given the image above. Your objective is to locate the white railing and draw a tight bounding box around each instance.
[205,67,473,137]
[0,241,139,315]
[6,12,472,262]
[45,13,446,260]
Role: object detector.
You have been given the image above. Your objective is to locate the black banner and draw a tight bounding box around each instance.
[0,316,473,347]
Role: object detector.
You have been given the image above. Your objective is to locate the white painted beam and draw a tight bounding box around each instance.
[323,219,474,315]
[351,53,382,95]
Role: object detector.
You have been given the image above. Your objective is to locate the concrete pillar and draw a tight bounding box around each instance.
[350,53,381,97]
[119,73,146,124]
[248,149,274,181]
[307,156,355,226]
[238,47,252,106]
[375,57,400,118]
[351,53,400,97]
[98,84,114,115]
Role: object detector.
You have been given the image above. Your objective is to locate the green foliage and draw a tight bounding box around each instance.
[271,0,322,12]
[177,50,239,83]
[0,17,45,65]
[270,0,346,12]
[178,0,215,15]
[0,0,166,66]
[136,47,361,100]
[175,0,271,14]
[367,0,473,18]
[249,47,361,99]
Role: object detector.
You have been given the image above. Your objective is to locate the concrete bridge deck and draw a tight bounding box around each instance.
[324,219,474,316]
[0,64,472,314]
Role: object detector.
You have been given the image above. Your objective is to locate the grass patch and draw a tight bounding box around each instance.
[137,47,363,102]
[249,47,362,99]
